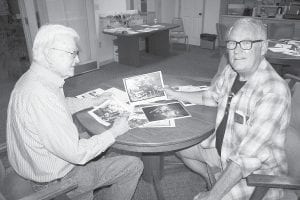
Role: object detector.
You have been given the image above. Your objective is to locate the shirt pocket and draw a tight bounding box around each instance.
[233,110,249,143]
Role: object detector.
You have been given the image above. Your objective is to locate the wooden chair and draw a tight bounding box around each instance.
[0,143,77,200]
[247,74,300,200]
[170,17,189,51]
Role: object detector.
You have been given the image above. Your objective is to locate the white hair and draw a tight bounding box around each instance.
[32,24,79,63]
[227,17,267,40]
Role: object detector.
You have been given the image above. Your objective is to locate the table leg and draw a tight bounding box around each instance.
[117,36,140,66]
[142,154,165,200]
[147,30,170,56]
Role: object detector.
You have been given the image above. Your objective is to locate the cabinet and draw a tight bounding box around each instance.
[220,15,300,39]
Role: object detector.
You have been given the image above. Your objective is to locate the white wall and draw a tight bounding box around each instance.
[94,0,127,13]
[160,0,221,34]
[161,0,175,23]
[203,0,221,34]
[94,0,127,65]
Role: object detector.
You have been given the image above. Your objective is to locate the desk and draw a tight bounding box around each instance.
[103,23,179,67]
[75,75,216,200]
[266,41,300,75]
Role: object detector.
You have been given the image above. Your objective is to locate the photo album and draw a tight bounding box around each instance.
[78,71,197,128]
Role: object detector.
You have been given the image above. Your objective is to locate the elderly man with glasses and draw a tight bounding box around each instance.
[6,24,143,200]
[164,17,291,200]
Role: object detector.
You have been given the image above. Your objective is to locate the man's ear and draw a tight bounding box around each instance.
[261,40,268,56]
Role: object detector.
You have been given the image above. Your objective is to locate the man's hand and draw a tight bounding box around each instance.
[163,85,180,100]
[193,191,212,200]
[91,92,113,107]
[110,112,130,138]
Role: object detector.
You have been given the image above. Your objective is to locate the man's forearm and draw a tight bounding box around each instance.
[65,97,94,114]
[210,161,243,199]
[174,91,204,105]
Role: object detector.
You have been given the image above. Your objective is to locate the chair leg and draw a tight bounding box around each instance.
[186,37,189,51]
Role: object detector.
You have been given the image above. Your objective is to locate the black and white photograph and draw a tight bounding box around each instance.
[123,71,166,105]
[141,102,191,122]
[2,0,300,199]
[88,99,131,126]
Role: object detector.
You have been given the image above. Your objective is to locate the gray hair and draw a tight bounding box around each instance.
[227,17,267,40]
[32,24,79,63]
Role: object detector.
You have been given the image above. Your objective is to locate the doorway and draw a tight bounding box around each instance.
[181,0,204,46]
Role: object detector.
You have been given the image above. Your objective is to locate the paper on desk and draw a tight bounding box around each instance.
[174,85,209,92]
[126,30,139,34]
[268,47,286,52]
[269,47,300,56]
[136,28,159,32]
[149,25,165,28]
[173,85,209,106]
[76,88,105,99]
[76,87,130,103]
[105,87,130,103]
[141,119,175,128]
[274,43,292,49]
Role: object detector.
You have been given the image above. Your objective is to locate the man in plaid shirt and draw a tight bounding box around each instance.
[165,17,291,200]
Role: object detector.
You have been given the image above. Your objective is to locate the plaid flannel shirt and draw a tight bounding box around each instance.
[200,59,291,200]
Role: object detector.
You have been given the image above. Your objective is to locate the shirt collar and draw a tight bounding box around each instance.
[30,63,65,88]
[227,58,268,93]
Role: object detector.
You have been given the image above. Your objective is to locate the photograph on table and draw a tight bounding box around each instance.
[128,108,149,128]
[123,71,167,105]
[88,98,131,126]
[76,88,105,99]
[141,101,191,122]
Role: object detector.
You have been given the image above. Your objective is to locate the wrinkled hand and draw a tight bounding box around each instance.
[92,92,113,106]
[193,191,211,200]
[163,85,179,100]
[110,112,130,138]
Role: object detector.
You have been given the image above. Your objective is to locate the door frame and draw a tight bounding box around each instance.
[18,0,39,62]
[18,0,98,67]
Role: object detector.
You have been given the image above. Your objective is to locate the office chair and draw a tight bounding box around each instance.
[267,23,295,40]
[246,74,300,200]
[170,17,189,51]
[0,143,77,200]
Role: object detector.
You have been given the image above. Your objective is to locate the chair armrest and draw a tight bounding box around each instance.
[284,74,300,82]
[19,179,77,200]
[247,174,300,190]
[0,143,6,154]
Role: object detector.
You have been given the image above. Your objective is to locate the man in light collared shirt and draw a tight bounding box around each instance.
[164,18,291,200]
[6,24,143,200]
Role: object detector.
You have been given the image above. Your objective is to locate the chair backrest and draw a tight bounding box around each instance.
[284,74,300,178]
[216,23,228,47]
[267,23,295,40]
[171,18,185,32]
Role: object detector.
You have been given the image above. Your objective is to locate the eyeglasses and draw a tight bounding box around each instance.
[51,48,79,58]
[226,40,264,50]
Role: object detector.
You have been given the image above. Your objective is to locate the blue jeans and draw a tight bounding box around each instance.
[32,155,143,200]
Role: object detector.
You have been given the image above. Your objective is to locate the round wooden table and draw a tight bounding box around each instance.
[75,75,217,200]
